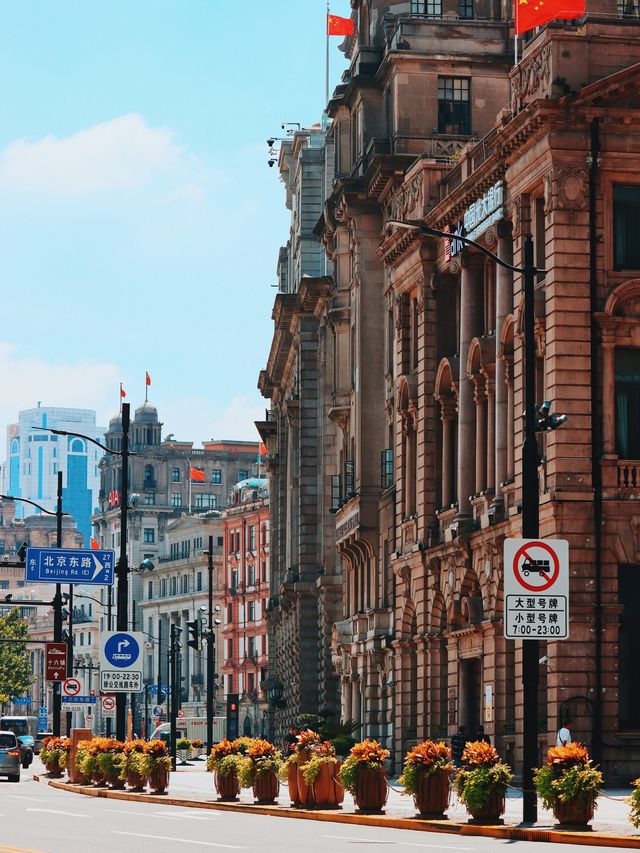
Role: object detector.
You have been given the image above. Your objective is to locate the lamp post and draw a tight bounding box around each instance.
[34,402,132,740]
[203,535,222,754]
[1,472,68,736]
[387,219,546,823]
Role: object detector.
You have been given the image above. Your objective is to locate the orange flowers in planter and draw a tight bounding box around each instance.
[349,739,390,765]
[460,740,501,767]
[144,739,168,757]
[296,729,322,751]
[209,738,238,762]
[404,740,451,770]
[247,739,279,761]
[546,743,590,766]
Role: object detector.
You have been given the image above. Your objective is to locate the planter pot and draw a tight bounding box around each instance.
[312,761,343,807]
[109,777,126,790]
[334,761,345,806]
[253,770,279,804]
[92,769,107,787]
[215,770,240,801]
[414,768,450,817]
[177,750,190,765]
[467,790,505,823]
[149,765,170,794]
[296,751,313,806]
[127,769,147,791]
[553,799,595,827]
[354,766,388,813]
[46,756,63,777]
[287,761,300,805]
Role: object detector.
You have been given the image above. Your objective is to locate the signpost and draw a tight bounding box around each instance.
[100,631,143,692]
[61,676,96,711]
[152,706,163,717]
[25,547,115,586]
[85,713,94,724]
[45,642,68,682]
[101,696,116,717]
[504,538,569,640]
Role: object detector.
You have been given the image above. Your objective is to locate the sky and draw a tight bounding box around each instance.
[0,0,351,447]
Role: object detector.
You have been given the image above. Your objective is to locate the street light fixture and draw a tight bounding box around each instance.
[387,218,566,824]
[1,476,68,736]
[34,402,134,740]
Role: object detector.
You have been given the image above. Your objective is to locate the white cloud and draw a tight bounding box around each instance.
[0,113,181,194]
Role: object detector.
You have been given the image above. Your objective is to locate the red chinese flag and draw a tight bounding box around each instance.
[146,371,151,387]
[190,467,206,482]
[515,0,584,35]
[259,442,267,458]
[90,537,100,550]
[120,384,126,399]
[327,13,355,36]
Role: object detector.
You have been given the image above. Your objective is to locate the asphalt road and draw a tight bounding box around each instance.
[0,768,625,853]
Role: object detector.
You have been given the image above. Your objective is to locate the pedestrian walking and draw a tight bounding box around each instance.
[476,724,490,744]
[450,724,467,766]
[284,726,298,755]
[556,721,572,747]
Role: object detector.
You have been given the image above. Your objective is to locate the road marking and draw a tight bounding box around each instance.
[322,837,471,850]
[106,808,217,821]
[4,795,43,802]
[25,808,89,818]
[111,832,244,849]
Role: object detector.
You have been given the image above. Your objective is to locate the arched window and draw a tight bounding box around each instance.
[10,439,19,454]
[69,438,85,453]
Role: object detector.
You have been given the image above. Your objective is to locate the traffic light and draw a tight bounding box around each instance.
[186,618,201,651]
[226,692,239,740]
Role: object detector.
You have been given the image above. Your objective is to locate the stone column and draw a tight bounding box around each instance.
[493,225,513,508]
[473,374,487,494]
[484,366,496,493]
[457,256,484,516]
[602,339,616,456]
[505,358,515,481]
[343,676,352,721]
[440,399,456,507]
[351,677,362,724]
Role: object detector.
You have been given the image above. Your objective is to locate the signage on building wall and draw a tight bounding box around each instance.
[26,547,115,585]
[107,489,120,508]
[448,181,505,258]
[503,538,569,640]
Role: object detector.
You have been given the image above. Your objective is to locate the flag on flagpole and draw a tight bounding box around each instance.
[120,383,126,398]
[190,466,206,483]
[259,442,267,458]
[146,371,151,386]
[90,537,100,550]
[514,0,584,34]
[327,13,354,35]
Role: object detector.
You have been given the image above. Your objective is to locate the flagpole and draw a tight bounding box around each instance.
[188,457,192,515]
[514,34,519,64]
[119,383,123,414]
[325,1,330,109]
[145,373,148,403]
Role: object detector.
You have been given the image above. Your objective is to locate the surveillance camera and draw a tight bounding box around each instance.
[539,655,549,665]
[267,138,275,147]
[538,401,551,417]
[214,618,222,626]
[214,604,222,613]
[129,493,141,507]
[199,604,207,612]
[138,558,154,573]
[268,159,276,168]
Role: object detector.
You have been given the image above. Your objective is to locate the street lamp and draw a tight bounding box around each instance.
[1,473,68,736]
[34,401,133,740]
[203,535,222,754]
[387,219,565,824]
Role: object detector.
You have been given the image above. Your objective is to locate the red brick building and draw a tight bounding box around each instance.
[221,479,270,737]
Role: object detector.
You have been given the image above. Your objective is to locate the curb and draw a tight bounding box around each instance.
[35,775,640,848]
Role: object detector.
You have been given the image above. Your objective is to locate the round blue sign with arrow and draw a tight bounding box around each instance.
[104,632,140,668]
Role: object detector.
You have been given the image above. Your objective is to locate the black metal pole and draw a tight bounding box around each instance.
[170,624,179,768]
[106,585,112,737]
[157,620,162,728]
[131,600,137,736]
[521,233,539,824]
[52,471,63,737]
[206,535,215,755]
[115,403,130,741]
[66,585,73,735]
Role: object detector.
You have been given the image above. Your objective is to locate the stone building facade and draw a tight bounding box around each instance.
[261,0,640,780]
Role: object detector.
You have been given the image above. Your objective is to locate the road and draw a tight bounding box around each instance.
[0,767,625,853]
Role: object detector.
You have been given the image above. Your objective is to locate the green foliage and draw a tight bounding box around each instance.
[453,763,512,812]
[296,713,360,741]
[176,738,192,752]
[533,762,603,810]
[338,755,360,794]
[124,751,148,781]
[97,751,126,782]
[0,608,34,705]
[209,753,245,778]
[331,735,357,757]
[628,778,640,828]
[398,763,420,795]
[301,754,337,785]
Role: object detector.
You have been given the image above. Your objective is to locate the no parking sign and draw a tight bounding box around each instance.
[503,538,569,640]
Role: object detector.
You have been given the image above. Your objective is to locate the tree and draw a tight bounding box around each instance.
[0,608,34,709]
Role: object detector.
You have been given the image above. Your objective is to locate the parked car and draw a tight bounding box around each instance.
[0,731,21,782]
[34,732,52,755]
[17,735,34,768]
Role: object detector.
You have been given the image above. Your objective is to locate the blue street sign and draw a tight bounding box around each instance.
[104,633,140,668]
[26,547,115,585]
[149,685,171,696]
[38,716,48,729]
[12,697,31,705]
[39,705,48,716]
[60,696,96,705]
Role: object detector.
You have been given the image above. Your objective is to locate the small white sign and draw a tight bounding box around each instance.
[504,538,569,640]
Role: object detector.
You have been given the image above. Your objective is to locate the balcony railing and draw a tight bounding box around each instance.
[618,460,640,490]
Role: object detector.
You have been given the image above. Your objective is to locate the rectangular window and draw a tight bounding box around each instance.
[248,636,256,658]
[614,185,640,269]
[618,0,640,19]
[458,0,474,16]
[181,575,189,594]
[248,564,255,586]
[238,469,249,482]
[381,448,394,489]
[231,569,238,590]
[171,577,177,596]
[411,0,442,13]
[211,469,222,484]
[196,571,202,591]
[143,528,155,544]
[172,493,182,507]
[248,600,255,621]
[619,564,640,729]
[249,525,255,550]
[143,493,155,505]
[227,638,233,659]
[437,77,471,135]
[147,580,153,600]
[172,467,180,482]
[615,348,640,459]
[227,603,233,624]
[161,578,167,597]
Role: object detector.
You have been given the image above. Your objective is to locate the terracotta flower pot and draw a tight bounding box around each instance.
[253,770,279,804]
[311,760,343,807]
[333,761,345,805]
[414,768,450,817]
[287,761,300,804]
[92,769,107,787]
[149,765,169,794]
[296,751,313,806]
[215,769,240,801]
[553,799,595,827]
[127,769,147,791]
[47,756,63,777]
[467,790,505,822]
[354,765,388,813]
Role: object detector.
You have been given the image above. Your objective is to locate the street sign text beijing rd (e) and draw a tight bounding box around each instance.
[26,547,115,586]
[45,642,68,681]
[99,631,143,693]
[503,538,569,640]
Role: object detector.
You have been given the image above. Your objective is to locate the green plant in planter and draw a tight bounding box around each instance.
[207,738,251,778]
[452,741,512,813]
[331,734,357,757]
[300,741,337,785]
[176,737,192,753]
[96,740,126,783]
[338,739,389,795]
[533,743,603,811]
[399,740,453,795]
[628,778,640,828]
[238,738,282,788]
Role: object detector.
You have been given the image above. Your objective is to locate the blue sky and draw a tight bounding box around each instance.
[0,0,350,445]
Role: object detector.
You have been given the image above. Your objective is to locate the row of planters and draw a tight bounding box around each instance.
[41,736,172,793]
[176,738,206,764]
